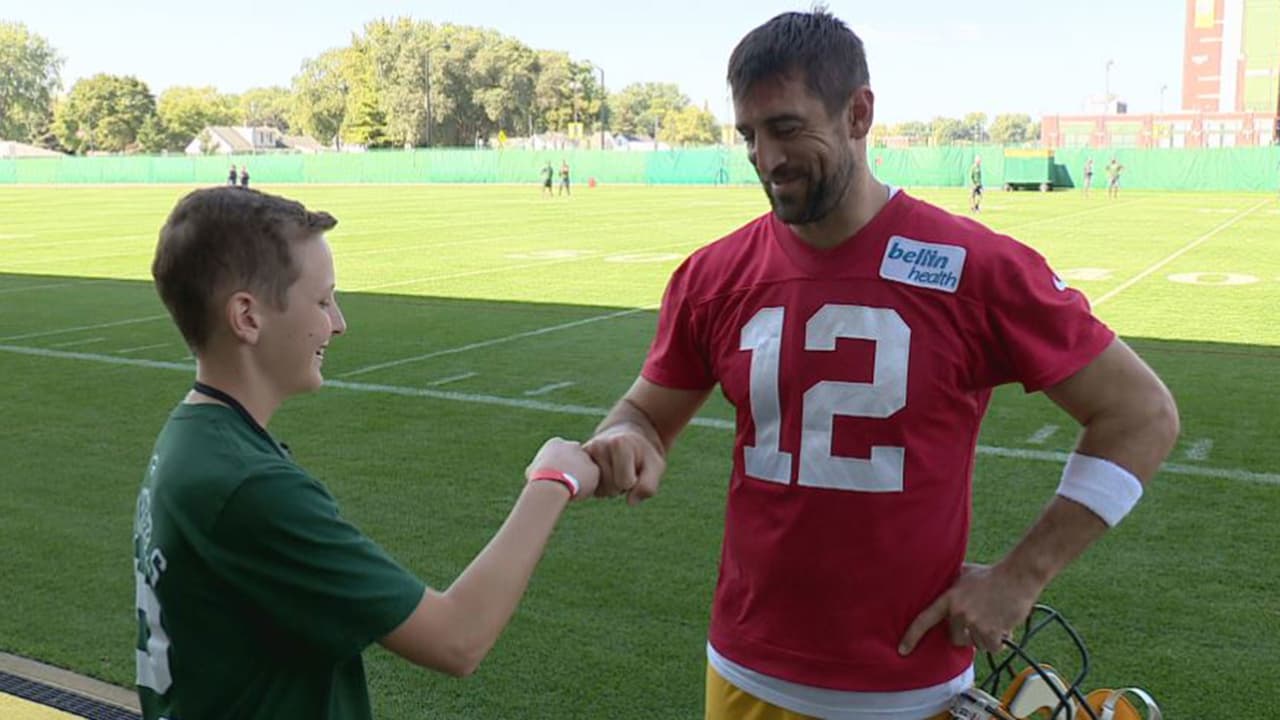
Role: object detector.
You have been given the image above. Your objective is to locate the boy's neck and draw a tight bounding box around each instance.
[188,357,282,428]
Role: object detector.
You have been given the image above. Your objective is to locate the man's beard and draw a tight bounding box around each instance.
[762,156,855,226]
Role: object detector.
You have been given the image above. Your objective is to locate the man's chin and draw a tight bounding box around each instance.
[770,200,808,225]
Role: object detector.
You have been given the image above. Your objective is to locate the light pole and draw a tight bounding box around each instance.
[595,64,606,149]
[1160,83,1168,114]
[1105,59,1115,114]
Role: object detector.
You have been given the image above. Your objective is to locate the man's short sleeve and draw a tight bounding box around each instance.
[207,468,426,660]
[976,241,1116,392]
[641,260,717,390]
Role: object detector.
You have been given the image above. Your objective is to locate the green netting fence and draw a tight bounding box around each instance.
[1,145,1277,191]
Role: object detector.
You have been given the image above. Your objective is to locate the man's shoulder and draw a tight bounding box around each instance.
[887,195,1043,289]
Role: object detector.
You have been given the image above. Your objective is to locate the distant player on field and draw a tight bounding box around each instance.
[541,161,554,197]
[559,160,572,196]
[969,155,982,213]
[1106,157,1123,199]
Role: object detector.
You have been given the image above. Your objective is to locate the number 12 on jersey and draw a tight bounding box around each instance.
[740,304,910,493]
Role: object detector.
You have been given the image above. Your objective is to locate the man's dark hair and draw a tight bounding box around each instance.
[727,8,870,117]
[152,187,337,351]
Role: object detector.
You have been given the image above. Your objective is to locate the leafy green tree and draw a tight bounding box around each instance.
[610,82,687,138]
[0,22,63,144]
[52,74,155,153]
[238,87,292,130]
[291,48,350,147]
[929,116,965,146]
[153,86,239,151]
[962,112,988,142]
[989,113,1034,145]
[658,104,718,146]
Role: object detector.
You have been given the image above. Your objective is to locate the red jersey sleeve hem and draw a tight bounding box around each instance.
[1019,327,1117,393]
[640,364,717,392]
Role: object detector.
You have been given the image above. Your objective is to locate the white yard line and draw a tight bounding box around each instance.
[341,306,653,377]
[0,280,101,295]
[0,233,153,252]
[524,381,575,397]
[0,248,153,267]
[2,342,1278,486]
[115,343,170,354]
[426,372,477,387]
[1001,199,1142,232]
[351,240,697,292]
[0,314,169,342]
[1185,439,1214,462]
[47,337,106,349]
[1026,425,1060,445]
[1092,200,1268,307]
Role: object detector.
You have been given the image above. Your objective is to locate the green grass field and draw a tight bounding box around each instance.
[1,184,1278,719]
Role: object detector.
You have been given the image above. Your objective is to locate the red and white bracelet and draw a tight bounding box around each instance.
[528,469,580,499]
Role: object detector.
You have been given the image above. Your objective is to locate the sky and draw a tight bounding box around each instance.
[5,0,1187,125]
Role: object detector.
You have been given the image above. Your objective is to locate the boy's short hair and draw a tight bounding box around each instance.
[152,187,337,351]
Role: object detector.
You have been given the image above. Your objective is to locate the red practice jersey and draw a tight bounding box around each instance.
[642,191,1114,691]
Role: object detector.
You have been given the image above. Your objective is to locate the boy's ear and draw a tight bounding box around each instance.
[225,291,264,345]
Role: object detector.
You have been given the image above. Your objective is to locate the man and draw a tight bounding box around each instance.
[585,10,1178,720]
[227,164,237,186]
[135,187,600,719]
[1106,157,1123,199]
[239,164,250,188]
[559,159,572,196]
[968,155,982,213]
[1082,157,1094,197]
[541,161,554,197]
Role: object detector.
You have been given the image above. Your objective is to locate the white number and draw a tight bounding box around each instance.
[136,550,172,693]
[741,307,792,484]
[741,305,910,493]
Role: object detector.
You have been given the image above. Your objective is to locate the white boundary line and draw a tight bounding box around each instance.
[1,342,1277,486]
[0,314,169,342]
[351,240,698,292]
[1093,200,1268,307]
[341,306,654,377]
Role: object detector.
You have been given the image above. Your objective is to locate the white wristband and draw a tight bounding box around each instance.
[1056,452,1144,527]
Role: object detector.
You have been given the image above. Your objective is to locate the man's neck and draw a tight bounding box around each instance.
[188,358,281,428]
[788,169,889,249]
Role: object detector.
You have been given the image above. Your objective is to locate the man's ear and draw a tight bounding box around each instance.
[225,291,264,345]
[848,86,875,140]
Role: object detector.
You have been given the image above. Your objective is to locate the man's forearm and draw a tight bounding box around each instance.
[996,495,1108,595]
[999,400,1177,593]
[594,398,667,453]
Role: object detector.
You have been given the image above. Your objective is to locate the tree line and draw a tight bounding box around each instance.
[1,19,720,153]
[873,112,1041,146]
[3,19,1038,154]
